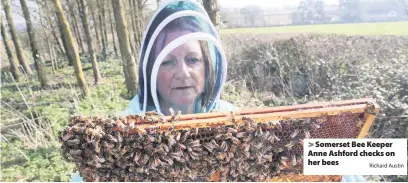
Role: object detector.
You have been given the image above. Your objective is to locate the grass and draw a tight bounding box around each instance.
[0,59,131,181]
[221,21,408,35]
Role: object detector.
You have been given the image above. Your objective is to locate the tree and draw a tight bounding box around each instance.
[52,0,90,97]
[1,15,21,80]
[108,4,119,58]
[2,0,33,75]
[78,0,102,85]
[203,0,221,30]
[339,0,363,23]
[67,0,85,53]
[97,0,107,60]
[292,0,326,25]
[20,0,49,88]
[89,1,102,51]
[111,0,138,97]
[240,5,262,27]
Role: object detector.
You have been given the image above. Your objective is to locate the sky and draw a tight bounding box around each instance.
[6,0,341,28]
[218,0,339,9]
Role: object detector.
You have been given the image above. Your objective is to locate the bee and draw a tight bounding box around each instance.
[180,131,191,143]
[140,154,149,165]
[365,103,377,115]
[67,139,80,146]
[280,156,288,167]
[169,108,181,121]
[69,149,82,156]
[291,129,300,138]
[271,133,280,142]
[230,137,241,145]
[105,154,114,163]
[62,132,74,142]
[171,155,185,163]
[72,124,87,134]
[133,151,142,164]
[310,122,321,130]
[160,156,174,166]
[291,154,297,166]
[106,134,118,143]
[261,131,270,141]
[275,122,283,131]
[356,119,364,128]
[214,133,223,140]
[102,141,114,149]
[242,134,253,142]
[188,151,200,160]
[167,136,177,147]
[120,146,129,155]
[175,132,181,141]
[285,141,295,149]
[203,142,215,152]
[229,144,238,153]
[223,132,233,139]
[220,141,229,152]
[187,139,200,147]
[235,132,246,138]
[153,155,162,167]
[304,131,311,139]
[227,127,238,134]
[93,140,100,154]
[194,128,199,136]
[216,152,227,160]
[177,143,187,150]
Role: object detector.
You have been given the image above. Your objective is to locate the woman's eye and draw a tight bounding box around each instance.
[161,60,175,67]
[186,57,200,65]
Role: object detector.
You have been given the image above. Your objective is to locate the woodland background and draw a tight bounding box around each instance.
[0,0,407,181]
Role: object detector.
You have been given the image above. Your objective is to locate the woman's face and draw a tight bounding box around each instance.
[155,30,206,111]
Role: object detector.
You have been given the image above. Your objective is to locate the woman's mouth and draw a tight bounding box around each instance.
[173,86,193,90]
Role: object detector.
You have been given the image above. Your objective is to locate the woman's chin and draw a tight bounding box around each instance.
[171,96,196,106]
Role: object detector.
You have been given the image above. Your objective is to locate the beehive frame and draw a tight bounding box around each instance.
[60,98,379,182]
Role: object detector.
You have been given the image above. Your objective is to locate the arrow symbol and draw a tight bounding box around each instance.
[309,142,313,147]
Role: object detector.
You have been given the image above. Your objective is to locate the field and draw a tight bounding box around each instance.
[1,22,408,182]
[221,21,408,35]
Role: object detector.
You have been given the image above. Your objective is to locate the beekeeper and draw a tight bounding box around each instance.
[70,0,365,182]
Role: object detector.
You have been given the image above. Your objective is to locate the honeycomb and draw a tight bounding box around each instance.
[58,101,377,182]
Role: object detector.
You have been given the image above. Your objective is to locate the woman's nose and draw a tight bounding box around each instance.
[174,61,191,79]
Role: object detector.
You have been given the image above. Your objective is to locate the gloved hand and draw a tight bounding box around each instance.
[341,175,366,182]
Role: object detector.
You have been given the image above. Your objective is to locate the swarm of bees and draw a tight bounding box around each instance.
[59,112,362,182]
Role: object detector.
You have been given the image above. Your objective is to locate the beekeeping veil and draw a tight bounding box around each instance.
[137,0,227,114]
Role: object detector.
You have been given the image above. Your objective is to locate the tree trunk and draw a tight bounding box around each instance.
[2,0,33,75]
[203,0,221,32]
[102,0,109,58]
[67,1,85,53]
[46,10,65,57]
[134,0,144,46]
[108,5,119,58]
[1,16,21,81]
[125,0,136,57]
[130,0,140,52]
[56,11,74,66]
[89,2,101,51]
[97,0,107,60]
[20,0,49,88]
[111,0,138,97]
[78,0,102,85]
[52,0,90,97]
[36,0,57,71]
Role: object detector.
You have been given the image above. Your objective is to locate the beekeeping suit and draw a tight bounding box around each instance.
[121,0,235,115]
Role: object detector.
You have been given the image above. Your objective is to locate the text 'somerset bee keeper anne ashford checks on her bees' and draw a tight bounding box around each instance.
[70,0,365,182]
